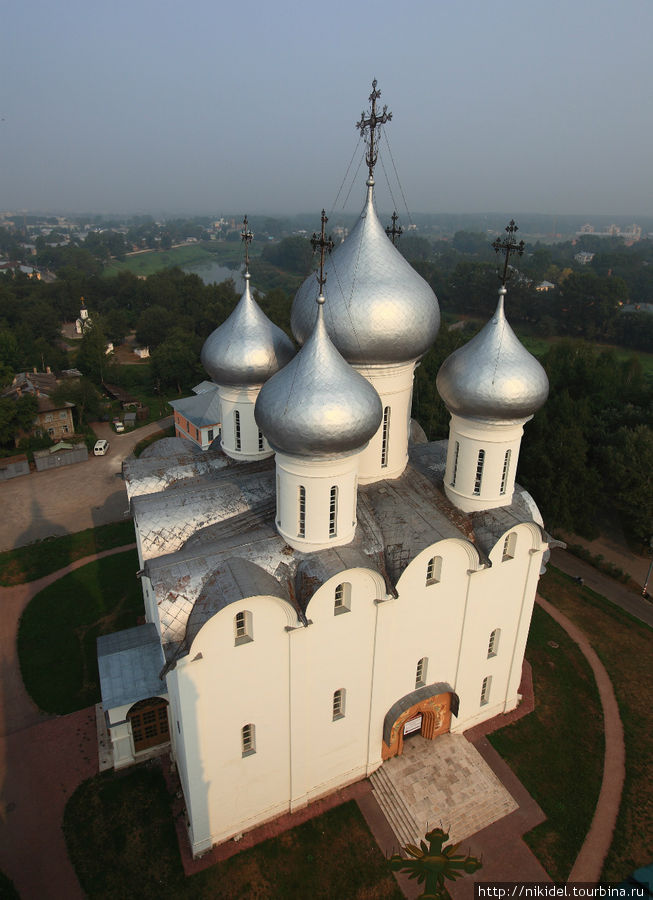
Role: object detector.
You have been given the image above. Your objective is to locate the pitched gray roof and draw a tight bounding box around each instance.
[97,623,165,710]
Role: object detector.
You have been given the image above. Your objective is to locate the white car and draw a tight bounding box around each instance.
[93,439,110,456]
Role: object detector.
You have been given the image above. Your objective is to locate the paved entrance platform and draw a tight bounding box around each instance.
[371,732,518,847]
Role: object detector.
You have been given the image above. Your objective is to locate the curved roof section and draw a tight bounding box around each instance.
[255,301,383,457]
[201,274,295,386]
[436,288,549,422]
[185,557,292,647]
[291,183,440,365]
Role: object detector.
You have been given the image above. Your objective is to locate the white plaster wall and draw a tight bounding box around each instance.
[275,451,359,551]
[355,361,415,483]
[451,523,545,731]
[218,385,272,461]
[444,414,527,512]
[289,569,385,809]
[171,595,297,853]
[369,539,480,766]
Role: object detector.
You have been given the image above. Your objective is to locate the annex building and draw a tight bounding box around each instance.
[98,85,551,857]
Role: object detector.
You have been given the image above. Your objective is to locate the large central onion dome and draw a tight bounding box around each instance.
[255,297,383,456]
[291,182,440,365]
[437,286,549,421]
[201,274,295,386]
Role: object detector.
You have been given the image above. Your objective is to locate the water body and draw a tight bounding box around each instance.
[182,259,245,292]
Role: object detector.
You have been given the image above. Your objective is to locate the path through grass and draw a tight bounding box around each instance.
[18,550,142,713]
[0,520,135,586]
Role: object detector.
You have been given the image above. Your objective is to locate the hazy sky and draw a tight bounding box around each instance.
[2,0,652,217]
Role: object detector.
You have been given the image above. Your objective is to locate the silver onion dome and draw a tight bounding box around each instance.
[291,181,440,365]
[255,298,383,456]
[436,287,549,421]
[200,274,295,386]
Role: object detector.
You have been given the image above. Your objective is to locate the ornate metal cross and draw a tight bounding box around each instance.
[385,211,403,245]
[241,215,253,271]
[356,78,392,180]
[492,219,525,285]
[311,209,334,294]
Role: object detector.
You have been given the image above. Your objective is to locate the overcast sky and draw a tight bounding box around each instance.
[2,0,651,218]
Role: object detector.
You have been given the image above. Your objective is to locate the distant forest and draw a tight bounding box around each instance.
[0,225,651,545]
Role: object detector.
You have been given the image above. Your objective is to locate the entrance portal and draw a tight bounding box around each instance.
[128,697,170,753]
[382,682,457,760]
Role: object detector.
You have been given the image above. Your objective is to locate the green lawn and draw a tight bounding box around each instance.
[103,241,262,278]
[64,768,402,900]
[17,550,143,714]
[489,602,604,880]
[0,520,135,586]
[537,568,653,882]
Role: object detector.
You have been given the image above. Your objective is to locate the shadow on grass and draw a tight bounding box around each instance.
[64,764,402,900]
[17,550,142,714]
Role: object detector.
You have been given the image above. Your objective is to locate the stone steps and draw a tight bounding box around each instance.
[370,765,421,849]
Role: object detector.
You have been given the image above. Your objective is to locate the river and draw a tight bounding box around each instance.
[182,259,246,291]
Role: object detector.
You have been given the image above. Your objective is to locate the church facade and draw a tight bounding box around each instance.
[98,84,550,857]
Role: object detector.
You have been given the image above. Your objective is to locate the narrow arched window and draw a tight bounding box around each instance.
[258,429,264,451]
[415,657,428,688]
[329,485,338,537]
[473,449,485,495]
[381,406,390,468]
[502,533,516,561]
[451,441,460,487]
[487,628,500,658]
[334,582,351,614]
[426,556,442,585]
[298,486,306,537]
[332,688,346,720]
[480,676,492,706]
[241,723,256,756]
[234,410,241,451]
[500,449,511,495]
[234,610,253,645]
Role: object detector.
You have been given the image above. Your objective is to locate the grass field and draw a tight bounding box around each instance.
[17,549,142,714]
[64,769,402,900]
[0,520,135,586]
[536,568,653,882]
[489,602,604,880]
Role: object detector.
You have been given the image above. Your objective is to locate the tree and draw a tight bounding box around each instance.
[150,330,202,393]
[0,394,38,447]
[388,827,482,899]
[51,378,102,430]
[75,318,117,385]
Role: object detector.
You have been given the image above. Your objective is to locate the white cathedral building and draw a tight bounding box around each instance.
[97,89,550,858]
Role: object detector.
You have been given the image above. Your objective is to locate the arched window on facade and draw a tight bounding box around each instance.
[415,657,428,688]
[487,628,500,658]
[426,555,442,585]
[241,723,256,756]
[329,485,338,537]
[332,688,346,720]
[451,441,460,487]
[473,449,485,495]
[480,675,492,706]
[334,582,351,614]
[500,449,511,495]
[381,406,390,468]
[502,532,517,561]
[298,486,306,537]
[234,610,253,645]
[234,410,241,451]
[258,429,264,451]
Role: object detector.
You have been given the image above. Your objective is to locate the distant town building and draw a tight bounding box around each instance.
[574,251,595,265]
[2,370,75,444]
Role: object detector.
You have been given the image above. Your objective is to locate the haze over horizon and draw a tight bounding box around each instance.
[2,0,651,219]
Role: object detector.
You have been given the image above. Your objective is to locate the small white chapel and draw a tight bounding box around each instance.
[97,82,551,857]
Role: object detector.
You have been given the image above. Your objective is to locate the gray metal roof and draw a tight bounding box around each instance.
[291,182,440,365]
[201,273,295,386]
[97,623,165,710]
[123,438,231,501]
[437,287,549,422]
[169,388,221,429]
[255,302,383,457]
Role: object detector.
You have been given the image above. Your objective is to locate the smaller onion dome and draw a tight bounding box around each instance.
[255,297,383,456]
[436,287,549,421]
[200,274,295,386]
[291,180,440,365]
